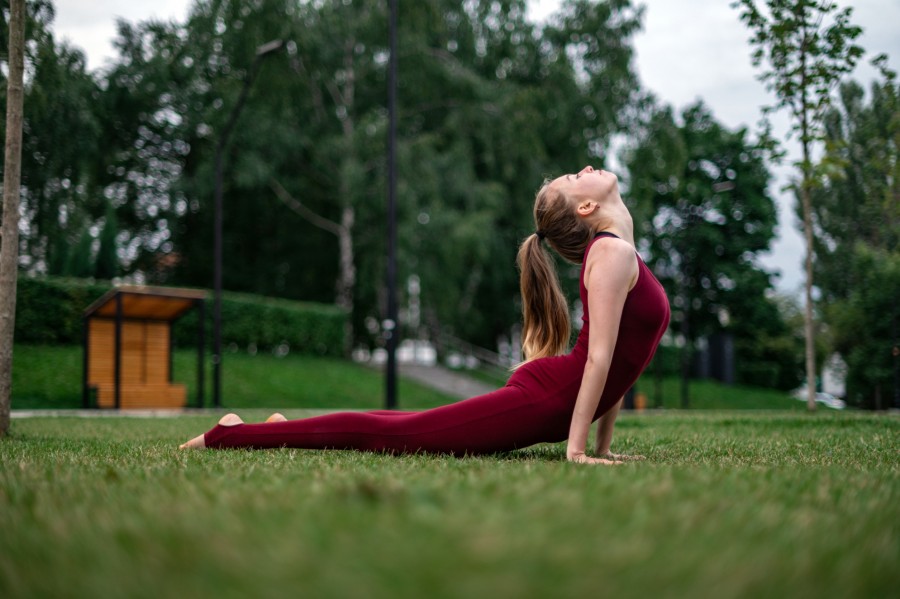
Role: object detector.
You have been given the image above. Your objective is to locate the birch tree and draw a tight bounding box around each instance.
[0,0,26,436]
[733,0,863,410]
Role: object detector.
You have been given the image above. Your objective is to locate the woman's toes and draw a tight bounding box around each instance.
[266,413,287,423]
[218,413,244,427]
[179,434,206,450]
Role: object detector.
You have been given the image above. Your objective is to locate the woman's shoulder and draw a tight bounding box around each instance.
[583,234,639,289]
[585,234,635,263]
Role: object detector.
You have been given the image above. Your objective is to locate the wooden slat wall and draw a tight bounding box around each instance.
[145,322,170,382]
[88,318,185,409]
[121,321,145,385]
[88,320,115,386]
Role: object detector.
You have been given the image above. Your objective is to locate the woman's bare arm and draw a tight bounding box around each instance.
[566,238,637,465]
[594,396,646,460]
[594,396,622,455]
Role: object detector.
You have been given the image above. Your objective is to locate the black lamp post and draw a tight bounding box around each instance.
[212,39,284,408]
[385,0,399,409]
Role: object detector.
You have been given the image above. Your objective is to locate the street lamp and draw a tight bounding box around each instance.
[385,0,399,409]
[212,39,285,408]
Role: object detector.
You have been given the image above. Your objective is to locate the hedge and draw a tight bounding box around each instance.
[14,277,348,357]
[14,277,109,345]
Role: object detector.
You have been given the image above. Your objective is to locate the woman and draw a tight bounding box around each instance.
[181,166,670,465]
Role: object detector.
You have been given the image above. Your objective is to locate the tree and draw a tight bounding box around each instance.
[393,0,644,347]
[0,0,26,436]
[107,0,644,352]
[733,0,864,410]
[814,66,900,408]
[826,247,900,409]
[96,17,196,281]
[65,228,94,278]
[95,203,120,280]
[814,70,899,300]
[10,13,102,275]
[626,101,781,405]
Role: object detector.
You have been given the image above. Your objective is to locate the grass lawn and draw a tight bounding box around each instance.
[1,412,897,598]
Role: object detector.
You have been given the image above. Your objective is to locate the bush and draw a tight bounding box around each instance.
[173,292,347,357]
[14,277,109,345]
[14,276,347,357]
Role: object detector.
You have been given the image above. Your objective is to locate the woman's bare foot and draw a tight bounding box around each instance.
[179,433,206,450]
[265,413,287,423]
[179,413,244,449]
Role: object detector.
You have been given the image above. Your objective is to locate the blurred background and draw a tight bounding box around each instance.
[6,0,899,410]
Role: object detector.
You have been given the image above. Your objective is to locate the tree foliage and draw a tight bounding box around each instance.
[0,1,102,275]
[814,67,900,408]
[78,0,646,350]
[626,100,799,399]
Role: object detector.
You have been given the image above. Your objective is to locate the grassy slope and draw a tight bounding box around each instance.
[1,413,897,598]
[13,344,804,411]
[12,345,453,410]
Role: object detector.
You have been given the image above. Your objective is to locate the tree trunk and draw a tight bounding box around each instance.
[680,340,691,409]
[336,204,355,353]
[0,0,26,436]
[335,206,356,313]
[799,28,817,413]
[680,295,691,410]
[653,350,663,408]
[333,39,358,352]
[800,173,817,412]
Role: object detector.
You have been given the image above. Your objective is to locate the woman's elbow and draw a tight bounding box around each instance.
[585,351,613,371]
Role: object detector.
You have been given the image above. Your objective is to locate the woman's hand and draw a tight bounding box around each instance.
[597,451,646,462]
[567,451,623,465]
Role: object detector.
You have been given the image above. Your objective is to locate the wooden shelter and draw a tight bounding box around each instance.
[83,286,206,409]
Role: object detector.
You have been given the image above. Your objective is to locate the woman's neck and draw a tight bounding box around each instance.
[592,194,634,246]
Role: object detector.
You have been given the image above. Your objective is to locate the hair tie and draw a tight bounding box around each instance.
[535,230,545,240]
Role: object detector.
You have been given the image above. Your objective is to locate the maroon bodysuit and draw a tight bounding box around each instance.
[203,233,670,454]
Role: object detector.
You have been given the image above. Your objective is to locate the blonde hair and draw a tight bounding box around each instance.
[516,181,592,364]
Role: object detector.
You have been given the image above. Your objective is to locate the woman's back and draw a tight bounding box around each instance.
[509,232,670,431]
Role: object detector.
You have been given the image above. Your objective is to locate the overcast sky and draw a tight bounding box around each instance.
[52,0,900,296]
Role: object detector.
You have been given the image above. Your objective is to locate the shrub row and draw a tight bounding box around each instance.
[14,277,347,357]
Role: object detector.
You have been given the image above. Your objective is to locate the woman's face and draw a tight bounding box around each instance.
[549,165,618,204]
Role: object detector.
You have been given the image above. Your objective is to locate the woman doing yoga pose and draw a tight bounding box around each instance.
[181,166,670,465]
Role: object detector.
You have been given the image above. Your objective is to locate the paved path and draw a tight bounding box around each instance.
[398,364,497,400]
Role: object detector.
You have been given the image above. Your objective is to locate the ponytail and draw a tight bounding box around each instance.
[516,181,593,365]
[517,234,571,363]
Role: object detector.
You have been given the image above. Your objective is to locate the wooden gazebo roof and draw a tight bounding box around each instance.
[84,285,206,321]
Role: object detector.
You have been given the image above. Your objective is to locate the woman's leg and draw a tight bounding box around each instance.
[180,413,244,449]
[190,385,572,455]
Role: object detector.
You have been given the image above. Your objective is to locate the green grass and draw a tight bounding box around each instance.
[635,375,806,410]
[11,344,453,410]
[13,344,805,412]
[1,412,897,598]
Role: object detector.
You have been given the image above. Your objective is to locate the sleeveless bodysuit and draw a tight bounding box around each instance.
[203,233,670,454]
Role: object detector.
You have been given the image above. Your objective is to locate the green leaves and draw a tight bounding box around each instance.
[813,72,900,407]
[733,0,865,151]
[9,0,643,351]
[626,99,797,389]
